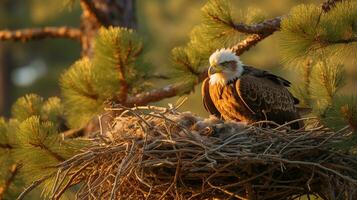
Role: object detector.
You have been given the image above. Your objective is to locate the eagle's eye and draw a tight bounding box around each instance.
[221,61,236,70]
[220,61,229,67]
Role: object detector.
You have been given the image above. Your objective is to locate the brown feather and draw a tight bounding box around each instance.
[202,78,221,118]
[236,75,302,128]
[202,68,303,129]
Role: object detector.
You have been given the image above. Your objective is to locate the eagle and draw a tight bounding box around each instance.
[201,48,303,129]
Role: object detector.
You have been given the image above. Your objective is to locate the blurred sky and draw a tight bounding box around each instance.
[0,0,355,117]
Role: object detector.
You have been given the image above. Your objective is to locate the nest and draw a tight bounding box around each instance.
[50,105,357,200]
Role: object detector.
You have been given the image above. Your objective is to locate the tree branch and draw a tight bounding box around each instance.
[125,85,180,107]
[331,37,357,44]
[29,142,66,162]
[80,0,111,26]
[16,174,53,200]
[233,16,282,34]
[0,164,20,200]
[231,33,271,55]
[116,58,129,103]
[0,27,82,42]
[0,143,12,150]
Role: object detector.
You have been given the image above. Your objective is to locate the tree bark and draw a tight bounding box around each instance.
[0,45,13,117]
[80,0,137,57]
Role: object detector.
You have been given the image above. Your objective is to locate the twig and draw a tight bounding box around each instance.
[16,174,54,200]
[208,182,248,200]
[0,164,20,200]
[53,163,91,200]
[0,27,82,42]
[329,37,357,44]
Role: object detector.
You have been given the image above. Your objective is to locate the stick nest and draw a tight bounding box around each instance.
[52,106,357,200]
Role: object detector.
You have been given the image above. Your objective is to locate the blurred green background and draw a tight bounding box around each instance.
[0,0,355,118]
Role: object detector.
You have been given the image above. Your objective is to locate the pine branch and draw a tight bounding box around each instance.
[116,60,129,102]
[0,27,82,42]
[0,143,12,150]
[332,37,357,44]
[341,105,357,131]
[115,41,139,102]
[231,33,271,55]
[233,16,282,34]
[80,0,111,26]
[125,85,179,107]
[0,164,20,200]
[303,59,313,105]
[28,142,66,162]
[16,174,53,200]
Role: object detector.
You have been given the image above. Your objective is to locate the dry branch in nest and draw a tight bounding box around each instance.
[48,105,356,200]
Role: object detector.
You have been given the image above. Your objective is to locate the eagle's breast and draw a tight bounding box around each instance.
[208,79,254,122]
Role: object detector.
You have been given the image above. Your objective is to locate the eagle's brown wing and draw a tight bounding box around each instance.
[235,74,302,128]
[202,78,221,118]
[243,65,300,104]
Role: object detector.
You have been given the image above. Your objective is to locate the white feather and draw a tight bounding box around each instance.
[208,48,244,86]
[209,48,242,67]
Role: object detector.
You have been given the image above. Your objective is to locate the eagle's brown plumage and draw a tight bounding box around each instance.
[202,65,302,129]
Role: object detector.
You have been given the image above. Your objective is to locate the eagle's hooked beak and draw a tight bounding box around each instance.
[208,65,224,76]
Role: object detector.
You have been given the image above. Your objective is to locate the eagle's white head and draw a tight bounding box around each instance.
[208,48,244,86]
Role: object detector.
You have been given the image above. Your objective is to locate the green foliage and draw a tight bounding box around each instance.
[1,92,89,198]
[292,59,346,112]
[40,97,64,127]
[244,7,267,24]
[280,1,357,63]
[13,116,88,197]
[201,0,238,44]
[11,94,65,129]
[14,117,63,179]
[12,94,44,122]
[201,0,266,44]
[321,95,357,132]
[0,118,12,180]
[320,95,357,152]
[310,60,346,104]
[60,27,151,128]
[92,27,145,98]
[60,58,102,128]
[290,57,357,151]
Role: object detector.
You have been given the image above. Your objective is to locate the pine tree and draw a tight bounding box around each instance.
[0,0,356,199]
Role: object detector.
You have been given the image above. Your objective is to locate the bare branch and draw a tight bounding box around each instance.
[117,60,129,103]
[80,0,111,26]
[231,33,271,55]
[0,27,82,42]
[233,16,282,34]
[125,85,180,107]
